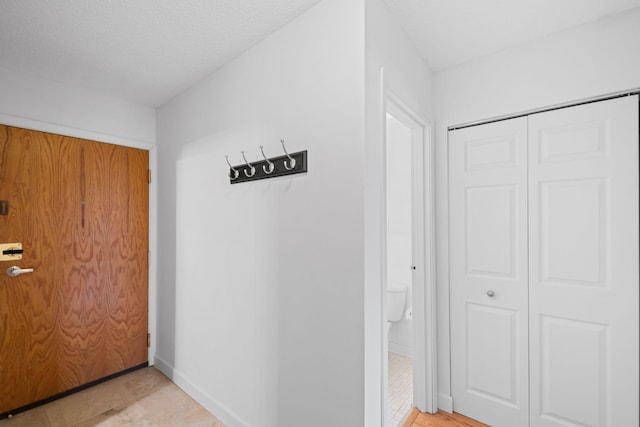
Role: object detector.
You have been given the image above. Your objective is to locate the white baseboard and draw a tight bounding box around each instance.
[388,341,413,358]
[153,355,252,427]
[437,392,453,413]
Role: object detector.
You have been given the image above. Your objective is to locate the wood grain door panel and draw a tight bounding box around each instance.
[0,125,148,414]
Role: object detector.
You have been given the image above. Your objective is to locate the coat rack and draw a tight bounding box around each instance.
[225,139,307,184]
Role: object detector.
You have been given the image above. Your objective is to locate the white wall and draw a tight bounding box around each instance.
[365,0,433,424]
[155,1,365,426]
[0,66,155,147]
[434,8,640,410]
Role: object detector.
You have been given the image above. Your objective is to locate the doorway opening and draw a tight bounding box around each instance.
[385,112,414,426]
[382,93,437,425]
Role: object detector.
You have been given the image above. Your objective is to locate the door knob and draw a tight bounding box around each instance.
[486,290,495,298]
[6,266,34,277]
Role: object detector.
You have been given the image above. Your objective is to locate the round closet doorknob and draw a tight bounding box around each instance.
[486,290,495,298]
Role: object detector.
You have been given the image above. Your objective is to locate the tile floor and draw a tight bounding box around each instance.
[0,367,225,427]
[388,351,413,426]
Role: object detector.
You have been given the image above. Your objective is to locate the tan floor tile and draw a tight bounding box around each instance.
[177,407,220,427]
[1,368,223,427]
[120,367,172,399]
[70,402,158,427]
[136,383,220,427]
[0,407,50,427]
[43,379,136,427]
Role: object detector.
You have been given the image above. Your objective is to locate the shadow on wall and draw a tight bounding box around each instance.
[155,117,364,427]
[157,126,293,426]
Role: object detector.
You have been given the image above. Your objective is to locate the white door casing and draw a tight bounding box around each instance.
[383,92,438,416]
[528,96,639,427]
[449,117,530,427]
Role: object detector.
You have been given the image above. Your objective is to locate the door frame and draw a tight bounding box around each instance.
[0,113,157,364]
[382,90,438,417]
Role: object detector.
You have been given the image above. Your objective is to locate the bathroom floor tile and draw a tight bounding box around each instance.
[389,352,413,426]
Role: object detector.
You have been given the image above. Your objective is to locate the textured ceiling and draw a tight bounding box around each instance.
[2,1,640,108]
[0,0,322,107]
[382,0,640,71]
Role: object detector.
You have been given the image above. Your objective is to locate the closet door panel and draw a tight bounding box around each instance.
[449,117,529,427]
[466,184,518,277]
[538,178,607,286]
[528,96,639,427]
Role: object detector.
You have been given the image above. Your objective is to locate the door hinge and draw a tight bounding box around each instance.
[147,333,151,348]
[148,170,152,184]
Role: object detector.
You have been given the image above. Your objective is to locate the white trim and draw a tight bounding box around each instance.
[437,392,454,413]
[380,68,390,427]
[151,355,173,380]
[147,146,158,364]
[445,129,453,414]
[0,112,155,149]
[384,91,438,415]
[425,119,438,414]
[448,88,640,131]
[154,355,250,427]
[389,341,413,358]
[0,113,158,365]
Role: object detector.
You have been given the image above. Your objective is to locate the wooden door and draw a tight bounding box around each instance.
[0,125,149,415]
[449,117,529,427]
[528,96,639,426]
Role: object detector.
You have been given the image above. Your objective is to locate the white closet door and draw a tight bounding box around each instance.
[449,117,529,427]
[528,96,639,427]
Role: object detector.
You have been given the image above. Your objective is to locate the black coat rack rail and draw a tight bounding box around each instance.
[226,140,308,184]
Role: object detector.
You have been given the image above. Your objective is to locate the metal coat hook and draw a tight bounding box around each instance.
[225,139,307,184]
[281,139,296,170]
[241,151,256,177]
[225,155,239,180]
[260,145,275,174]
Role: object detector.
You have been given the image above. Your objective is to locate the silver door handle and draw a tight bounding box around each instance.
[486,290,495,298]
[6,266,34,277]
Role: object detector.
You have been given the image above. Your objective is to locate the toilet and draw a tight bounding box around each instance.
[386,285,407,332]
